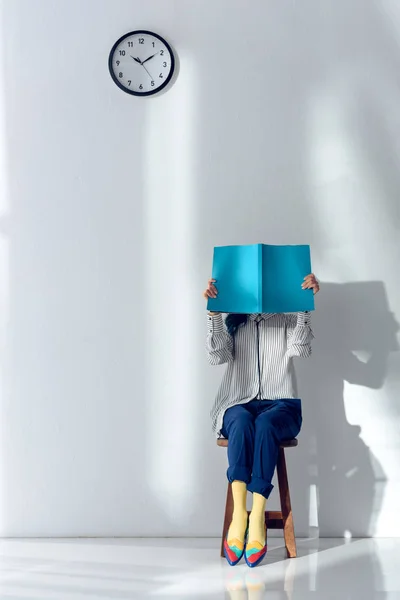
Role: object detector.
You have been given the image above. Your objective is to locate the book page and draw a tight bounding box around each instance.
[261,244,315,313]
[207,244,260,314]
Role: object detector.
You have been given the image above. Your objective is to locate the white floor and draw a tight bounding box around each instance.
[0,537,398,599]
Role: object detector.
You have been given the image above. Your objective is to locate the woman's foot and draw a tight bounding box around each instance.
[228,509,248,543]
[245,512,267,568]
[224,509,248,566]
[247,512,266,547]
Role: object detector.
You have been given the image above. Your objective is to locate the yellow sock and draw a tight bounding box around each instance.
[227,481,248,544]
[248,493,266,546]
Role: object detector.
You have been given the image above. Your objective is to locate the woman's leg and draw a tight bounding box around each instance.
[221,404,256,543]
[247,399,302,546]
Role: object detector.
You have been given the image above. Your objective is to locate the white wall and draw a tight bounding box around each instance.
[0,0,399,537]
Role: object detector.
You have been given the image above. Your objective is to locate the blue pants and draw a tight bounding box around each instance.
[221,399,302,499]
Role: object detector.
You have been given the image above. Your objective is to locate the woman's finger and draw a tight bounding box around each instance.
[204,279,218,300]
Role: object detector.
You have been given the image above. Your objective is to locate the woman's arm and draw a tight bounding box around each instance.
[286,312,314,358]
[206,313,234,365]
[203,278,233,365]
[286,273,319,358]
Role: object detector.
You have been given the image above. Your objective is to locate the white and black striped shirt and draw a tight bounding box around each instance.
[207,312,314,436]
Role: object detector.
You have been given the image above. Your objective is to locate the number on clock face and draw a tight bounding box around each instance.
[108,31,175,96]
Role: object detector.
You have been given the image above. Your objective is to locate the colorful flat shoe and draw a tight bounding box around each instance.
[244,540,267,568]
[224,536,245,566]
[245,527,267,568]
[223,521,249,566]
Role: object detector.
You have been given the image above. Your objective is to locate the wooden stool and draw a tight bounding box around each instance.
[217,438,298,559]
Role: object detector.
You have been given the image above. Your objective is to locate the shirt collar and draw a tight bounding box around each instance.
[249,313,275,321]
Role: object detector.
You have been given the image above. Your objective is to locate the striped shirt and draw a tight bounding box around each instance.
[206,312,314,436]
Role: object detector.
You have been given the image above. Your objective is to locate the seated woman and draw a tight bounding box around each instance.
[204,274,319,567]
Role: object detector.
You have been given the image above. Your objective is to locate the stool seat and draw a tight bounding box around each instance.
[217,438,298,448]
[218,437,298,559]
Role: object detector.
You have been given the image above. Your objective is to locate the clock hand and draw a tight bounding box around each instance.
[129,54,153,81]
[142,53,158,65]
[141,63,153,80]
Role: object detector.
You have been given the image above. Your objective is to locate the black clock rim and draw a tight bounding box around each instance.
[108,30,175,97]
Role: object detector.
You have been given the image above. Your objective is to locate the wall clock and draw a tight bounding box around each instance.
[108,30,175,96]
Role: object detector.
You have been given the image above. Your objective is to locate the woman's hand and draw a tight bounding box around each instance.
[203,278,218,300]
[302,273,320,295]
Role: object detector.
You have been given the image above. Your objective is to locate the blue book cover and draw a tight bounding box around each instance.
[207,244,314,314]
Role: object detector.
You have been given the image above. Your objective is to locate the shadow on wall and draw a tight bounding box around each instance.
[295,281,399,537]
[192,0,400,540]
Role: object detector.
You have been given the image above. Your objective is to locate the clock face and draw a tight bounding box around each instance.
[109,30,175,96]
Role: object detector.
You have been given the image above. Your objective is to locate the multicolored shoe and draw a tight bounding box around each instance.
[245,529,267,568]
[224,536,245,566]
[223,522,249,566]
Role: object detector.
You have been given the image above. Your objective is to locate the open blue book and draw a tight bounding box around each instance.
[207,244,314,314]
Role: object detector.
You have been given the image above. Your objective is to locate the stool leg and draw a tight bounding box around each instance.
[277,447,297,558]
[220,482,234,558]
